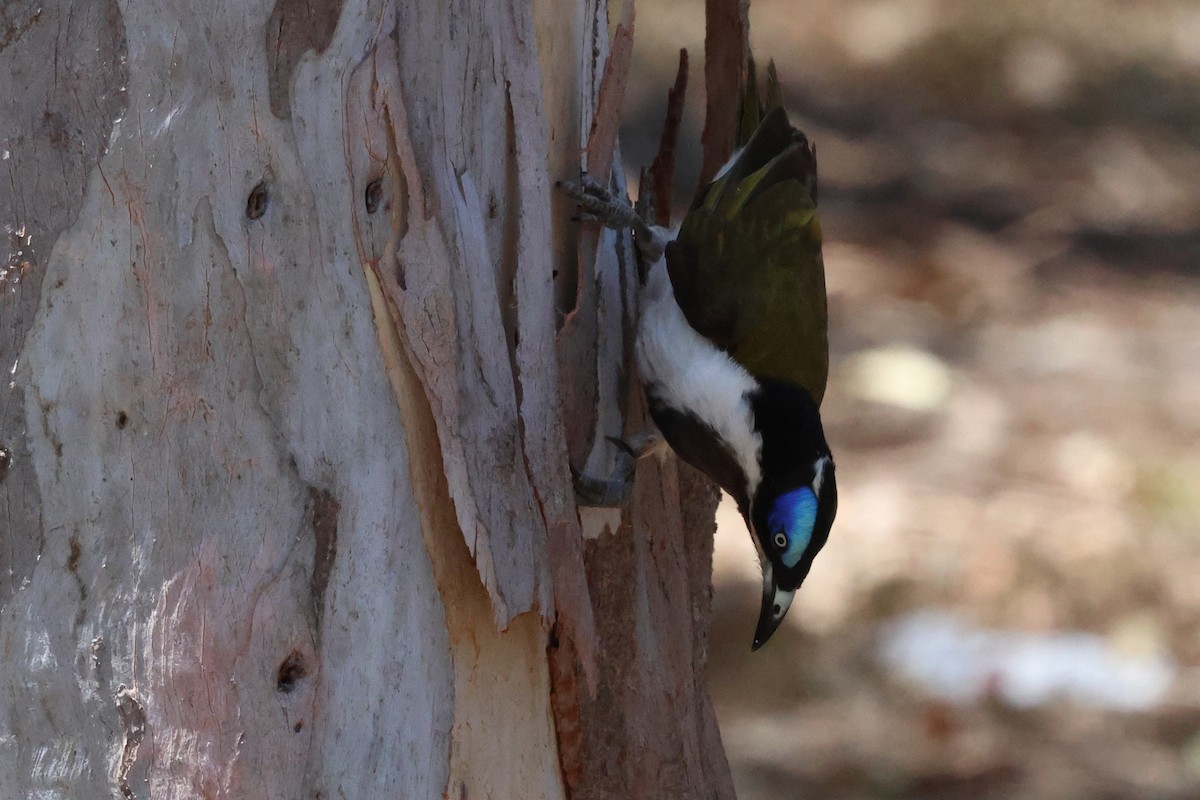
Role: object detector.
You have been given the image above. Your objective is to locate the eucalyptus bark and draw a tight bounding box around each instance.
[0,1,736,797]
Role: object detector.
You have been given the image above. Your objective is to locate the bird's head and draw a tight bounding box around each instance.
[746,380,838,650]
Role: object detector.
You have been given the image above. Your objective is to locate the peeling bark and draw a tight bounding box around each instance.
[0,0,737,797]
[700,0,751,187]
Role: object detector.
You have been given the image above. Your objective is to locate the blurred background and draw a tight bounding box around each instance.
[620,1,1200,797]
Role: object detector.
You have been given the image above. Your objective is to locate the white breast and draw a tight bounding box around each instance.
[634,256,763,495]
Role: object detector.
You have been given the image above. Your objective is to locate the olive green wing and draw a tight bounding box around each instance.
[666,106,829,404]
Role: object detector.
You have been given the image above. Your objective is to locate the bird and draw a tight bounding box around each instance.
[563,90,837,651]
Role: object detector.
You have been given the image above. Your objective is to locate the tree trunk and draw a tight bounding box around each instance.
[0,0,738,797]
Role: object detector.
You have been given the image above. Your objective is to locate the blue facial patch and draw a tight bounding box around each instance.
[767,488,818,568]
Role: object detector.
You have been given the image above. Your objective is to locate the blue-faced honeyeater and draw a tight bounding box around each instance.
[567,78,837,650]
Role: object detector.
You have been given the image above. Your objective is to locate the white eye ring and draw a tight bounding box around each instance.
[773,531,787,549]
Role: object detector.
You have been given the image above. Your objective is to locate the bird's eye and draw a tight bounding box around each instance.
[767,487,819,568]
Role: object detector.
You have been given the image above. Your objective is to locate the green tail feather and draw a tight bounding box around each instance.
[737,58,786,148]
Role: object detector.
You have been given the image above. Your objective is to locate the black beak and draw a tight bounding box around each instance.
[751,562,796,650]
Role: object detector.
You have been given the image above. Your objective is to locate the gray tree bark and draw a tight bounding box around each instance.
[0,0,738,797]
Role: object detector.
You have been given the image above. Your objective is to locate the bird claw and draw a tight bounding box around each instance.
[556,174,667,263]
[557,175,637,228]
[572,463,636,507]
[604,435,637,459]
[571,431,662,507]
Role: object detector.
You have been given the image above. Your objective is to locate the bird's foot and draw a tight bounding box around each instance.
[572,430,663,507]
[557,174,668,263]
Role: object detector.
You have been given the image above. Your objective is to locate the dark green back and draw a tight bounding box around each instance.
[666,105,829,404]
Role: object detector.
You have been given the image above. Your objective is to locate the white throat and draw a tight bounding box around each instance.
[634,256,763,496]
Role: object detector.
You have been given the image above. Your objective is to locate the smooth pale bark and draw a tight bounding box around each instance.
[0,0,737,797]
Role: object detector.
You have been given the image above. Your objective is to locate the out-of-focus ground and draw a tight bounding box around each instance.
[621,1,1200,797]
